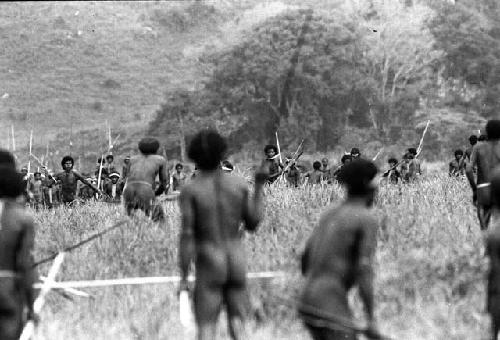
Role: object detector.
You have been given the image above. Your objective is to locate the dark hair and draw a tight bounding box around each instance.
[341,154,352,164]
[469,135,478,145]
[34,172,41,176]
[313,161,321,170]
[61,155,74,168]
[388,158,398,164]
[175,163,183,169]
[454,149,464,157]
[0,149,16,168]
[188,130,227,170]
[106,154,114,161]
[408,147,417,156]
[486,120,500,140]
[350,147,360,155]
[479,134,488,142]
[138,137,160,155]
[338,159,378,196]
[0,165,24,198]
[264,145,278,154]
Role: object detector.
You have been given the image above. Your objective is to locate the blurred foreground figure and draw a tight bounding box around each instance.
[299,159,380,340]
[466,120,500,230]
[0,163,38,340]
[486,169,500,340]
[123,137,168,221]
[178,130,267,340]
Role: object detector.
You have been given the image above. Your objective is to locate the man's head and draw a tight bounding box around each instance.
[34,172,42,180]
[486,120,500,141]
[109,172,120,184]
[321,157,329,168]
[175,163,183,172]
[106,155,114,163]
[138,137,160,155]
[20,167,28,176]
[350,148,360,158]
[408,148,417,156]
[313,161,321,171]
[341,154,352,165]
[479,134,488,142]
[188,130,227,171]
[61,156,74,171]
[388,158,398,167]
[97,157,103,165]
[469,135,478,146]
[0,149,16,168]
[0,165,24,199]
[338,159,378,203]
[454,149,464,161]
[264,145,278,159]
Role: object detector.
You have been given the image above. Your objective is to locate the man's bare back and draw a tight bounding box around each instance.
[127,154,168,187]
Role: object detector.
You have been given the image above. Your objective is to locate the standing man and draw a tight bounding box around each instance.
[299,159,380,340]
[261,144,283,184]
[320,157,332,183]
[52,156,100,205]
[178,130,267,340]
[449,149,465,177]
[486,169,500,340]
[122,137,169,220]
[466,120,500,230]
[350,148,361,160]
[382,158,401,184]
[122,155,131,181]
[0,162,38,340]
[172,163,187,192]
[305,161,323,185]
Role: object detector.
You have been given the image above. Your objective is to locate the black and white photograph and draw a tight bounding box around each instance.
[1,0,500,339]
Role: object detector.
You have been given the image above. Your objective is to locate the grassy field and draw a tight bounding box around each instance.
[31,170,490,340]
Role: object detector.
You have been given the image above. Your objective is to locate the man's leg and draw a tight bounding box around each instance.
[478,205,492,230]
[194,283,223,340]
[224,285,248,340]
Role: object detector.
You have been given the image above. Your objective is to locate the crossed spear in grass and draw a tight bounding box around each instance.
[274,136,305,184]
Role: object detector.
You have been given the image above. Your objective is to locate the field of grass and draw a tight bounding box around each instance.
[30,170,491,340]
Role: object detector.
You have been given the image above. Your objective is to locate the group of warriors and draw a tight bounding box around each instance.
[4,121,500,339]
[262,143,422,187]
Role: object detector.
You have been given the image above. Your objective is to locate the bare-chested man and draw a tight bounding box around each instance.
[299,159,380,340]
[466,120,500,230]
[486,169,500,340]
[178,130,266,340]
[123,137,168,220]
[0,163,38,340]
[52,156,100,204]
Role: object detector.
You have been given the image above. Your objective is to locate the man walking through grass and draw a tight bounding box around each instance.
[122,137,169,221]
[178,129,267,340]
[299,159,381,340]
[466,120,500,230]
[0,156,38,340]
[485,169,500,340]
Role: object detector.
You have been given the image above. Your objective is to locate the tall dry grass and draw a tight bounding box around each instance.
[32,172,489,339]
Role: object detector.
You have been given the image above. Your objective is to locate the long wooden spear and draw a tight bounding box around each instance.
[96,155,104,196]
[416,120,430,158]
[27,130,33,174]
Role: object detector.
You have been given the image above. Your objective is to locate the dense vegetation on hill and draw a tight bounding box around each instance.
[1,0,499,169]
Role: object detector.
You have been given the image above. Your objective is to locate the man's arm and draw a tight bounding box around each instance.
[179,188,195,287]
[355,217,378,324]
[156,159,169,195]
[17,215,38,319]
[75,171,100,192]
[242,170,267,232]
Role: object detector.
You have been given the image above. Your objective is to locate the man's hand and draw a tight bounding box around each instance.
[178,279,190,296]
[27,310,40,325]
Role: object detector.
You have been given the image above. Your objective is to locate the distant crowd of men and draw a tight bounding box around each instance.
[5,120,500,340]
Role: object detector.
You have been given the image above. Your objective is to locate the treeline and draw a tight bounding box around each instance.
[149,0,500,160]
